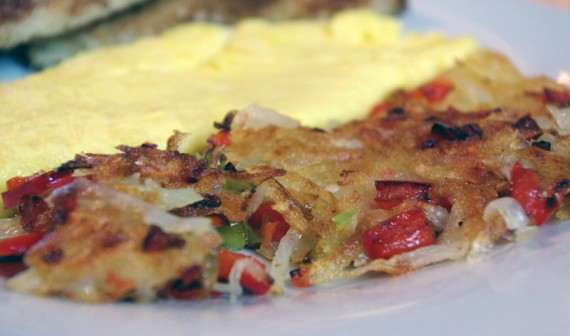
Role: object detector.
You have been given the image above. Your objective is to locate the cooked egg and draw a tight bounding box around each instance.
[0,9,478,213]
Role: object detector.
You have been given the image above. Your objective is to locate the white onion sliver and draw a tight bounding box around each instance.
[270,229,302,293]
[329,138,363,149]
[120,174,203,209]
[144,210,214,235]
[402,243,466,268]
[483,197,529,231]
[534,115,557,132]
[212,282,233,293]
[225,258,265,302]
[420,203,449,229]
[246,182,268,214]
[226,258,249,302]
[347,243,466,278]
[0,217,25,240]
[547,104,570,135]
[144,179,203,209]
[73,179,216,235]
[467,234,493,262]
[236,104,300,130]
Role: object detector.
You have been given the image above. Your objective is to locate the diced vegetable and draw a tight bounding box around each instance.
[0,232,44,257]
[542,88,570,105]
[333,210,357,230]
[368,101,394,117]
[509,162,569,225]
[249,202,290,246]
[207,131,232,148]
[363,209,434,259]
[216,222,261,250]
[374,180,435,210]
[217,248,273,295]
[406,78,454,103]
[2,170,74,209]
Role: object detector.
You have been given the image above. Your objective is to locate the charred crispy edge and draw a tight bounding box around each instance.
[58,156,94,171]
[169,194,222,217]
[213,111,236,132]
[142,225,186,252]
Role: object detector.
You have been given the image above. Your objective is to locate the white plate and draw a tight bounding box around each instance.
[1,0,570,335]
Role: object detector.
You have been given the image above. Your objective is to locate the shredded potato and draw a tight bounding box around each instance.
[3,50,570,302]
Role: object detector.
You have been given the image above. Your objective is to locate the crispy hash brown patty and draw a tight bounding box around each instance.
[2,50,570,302]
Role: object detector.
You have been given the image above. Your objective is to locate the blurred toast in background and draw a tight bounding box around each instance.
[0,0,405,68]
[0,0,150,48]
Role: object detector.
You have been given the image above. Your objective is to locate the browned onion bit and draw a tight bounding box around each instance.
[169,194,222,217]
[512,114,543,140]
[18,195,52,233]
[142,225,186,252]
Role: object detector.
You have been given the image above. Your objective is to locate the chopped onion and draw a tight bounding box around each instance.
[483,197,529,231]
[245,182,268,215]
[347,243,466,277]
[483,197,537,243]
[143,209,214,236]
[0,217,25,240]
[501,166,512,181]
[325,184,340,193]
[227,258,249,302]
[235,104,300,130]
[399,243,466,268]
[214,258,267,302]
[419,203,449,230]
[329,138,363,149]
[154,185,203,209]
[534,115,557,132]
[121,174,203,209]
[270,229,302,293]
[467,234,493,262]
[72,179,216,235]
[547,104,570,135]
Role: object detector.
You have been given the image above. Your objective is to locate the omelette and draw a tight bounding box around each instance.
[0,9,478,214]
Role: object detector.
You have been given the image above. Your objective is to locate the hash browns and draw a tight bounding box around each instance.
[4,49,570,301]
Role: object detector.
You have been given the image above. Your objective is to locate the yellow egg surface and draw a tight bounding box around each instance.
[0,9,478,213]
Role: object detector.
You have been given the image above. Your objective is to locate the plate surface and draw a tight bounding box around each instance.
[1,0,570,335]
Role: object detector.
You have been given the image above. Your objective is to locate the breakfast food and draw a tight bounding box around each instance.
[1,9,569,303]
[23,0,406,68]
[2,47,569,302]
[0,0,149,48]
[0,10,478,216]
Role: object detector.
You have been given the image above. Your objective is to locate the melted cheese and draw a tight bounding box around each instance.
[0,9,478,213]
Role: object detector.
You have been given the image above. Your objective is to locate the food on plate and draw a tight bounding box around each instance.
[20,0,406,68]
[0,9,478,215]
[0,0,149,48]
[1,44,569,302]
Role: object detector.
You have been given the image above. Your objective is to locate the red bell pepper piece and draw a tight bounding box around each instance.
[2,170,74,209]
[217,248,273,295]
[509,162,568,225]
[369,101,394,117]
[374,180,435,210]
[249,202,290,245]
[406,78,454,103]
[290,268,311,288]
[0,232,44,257]
[207,131,232,148]
[543,88,570,105]
[363,209,434,259]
